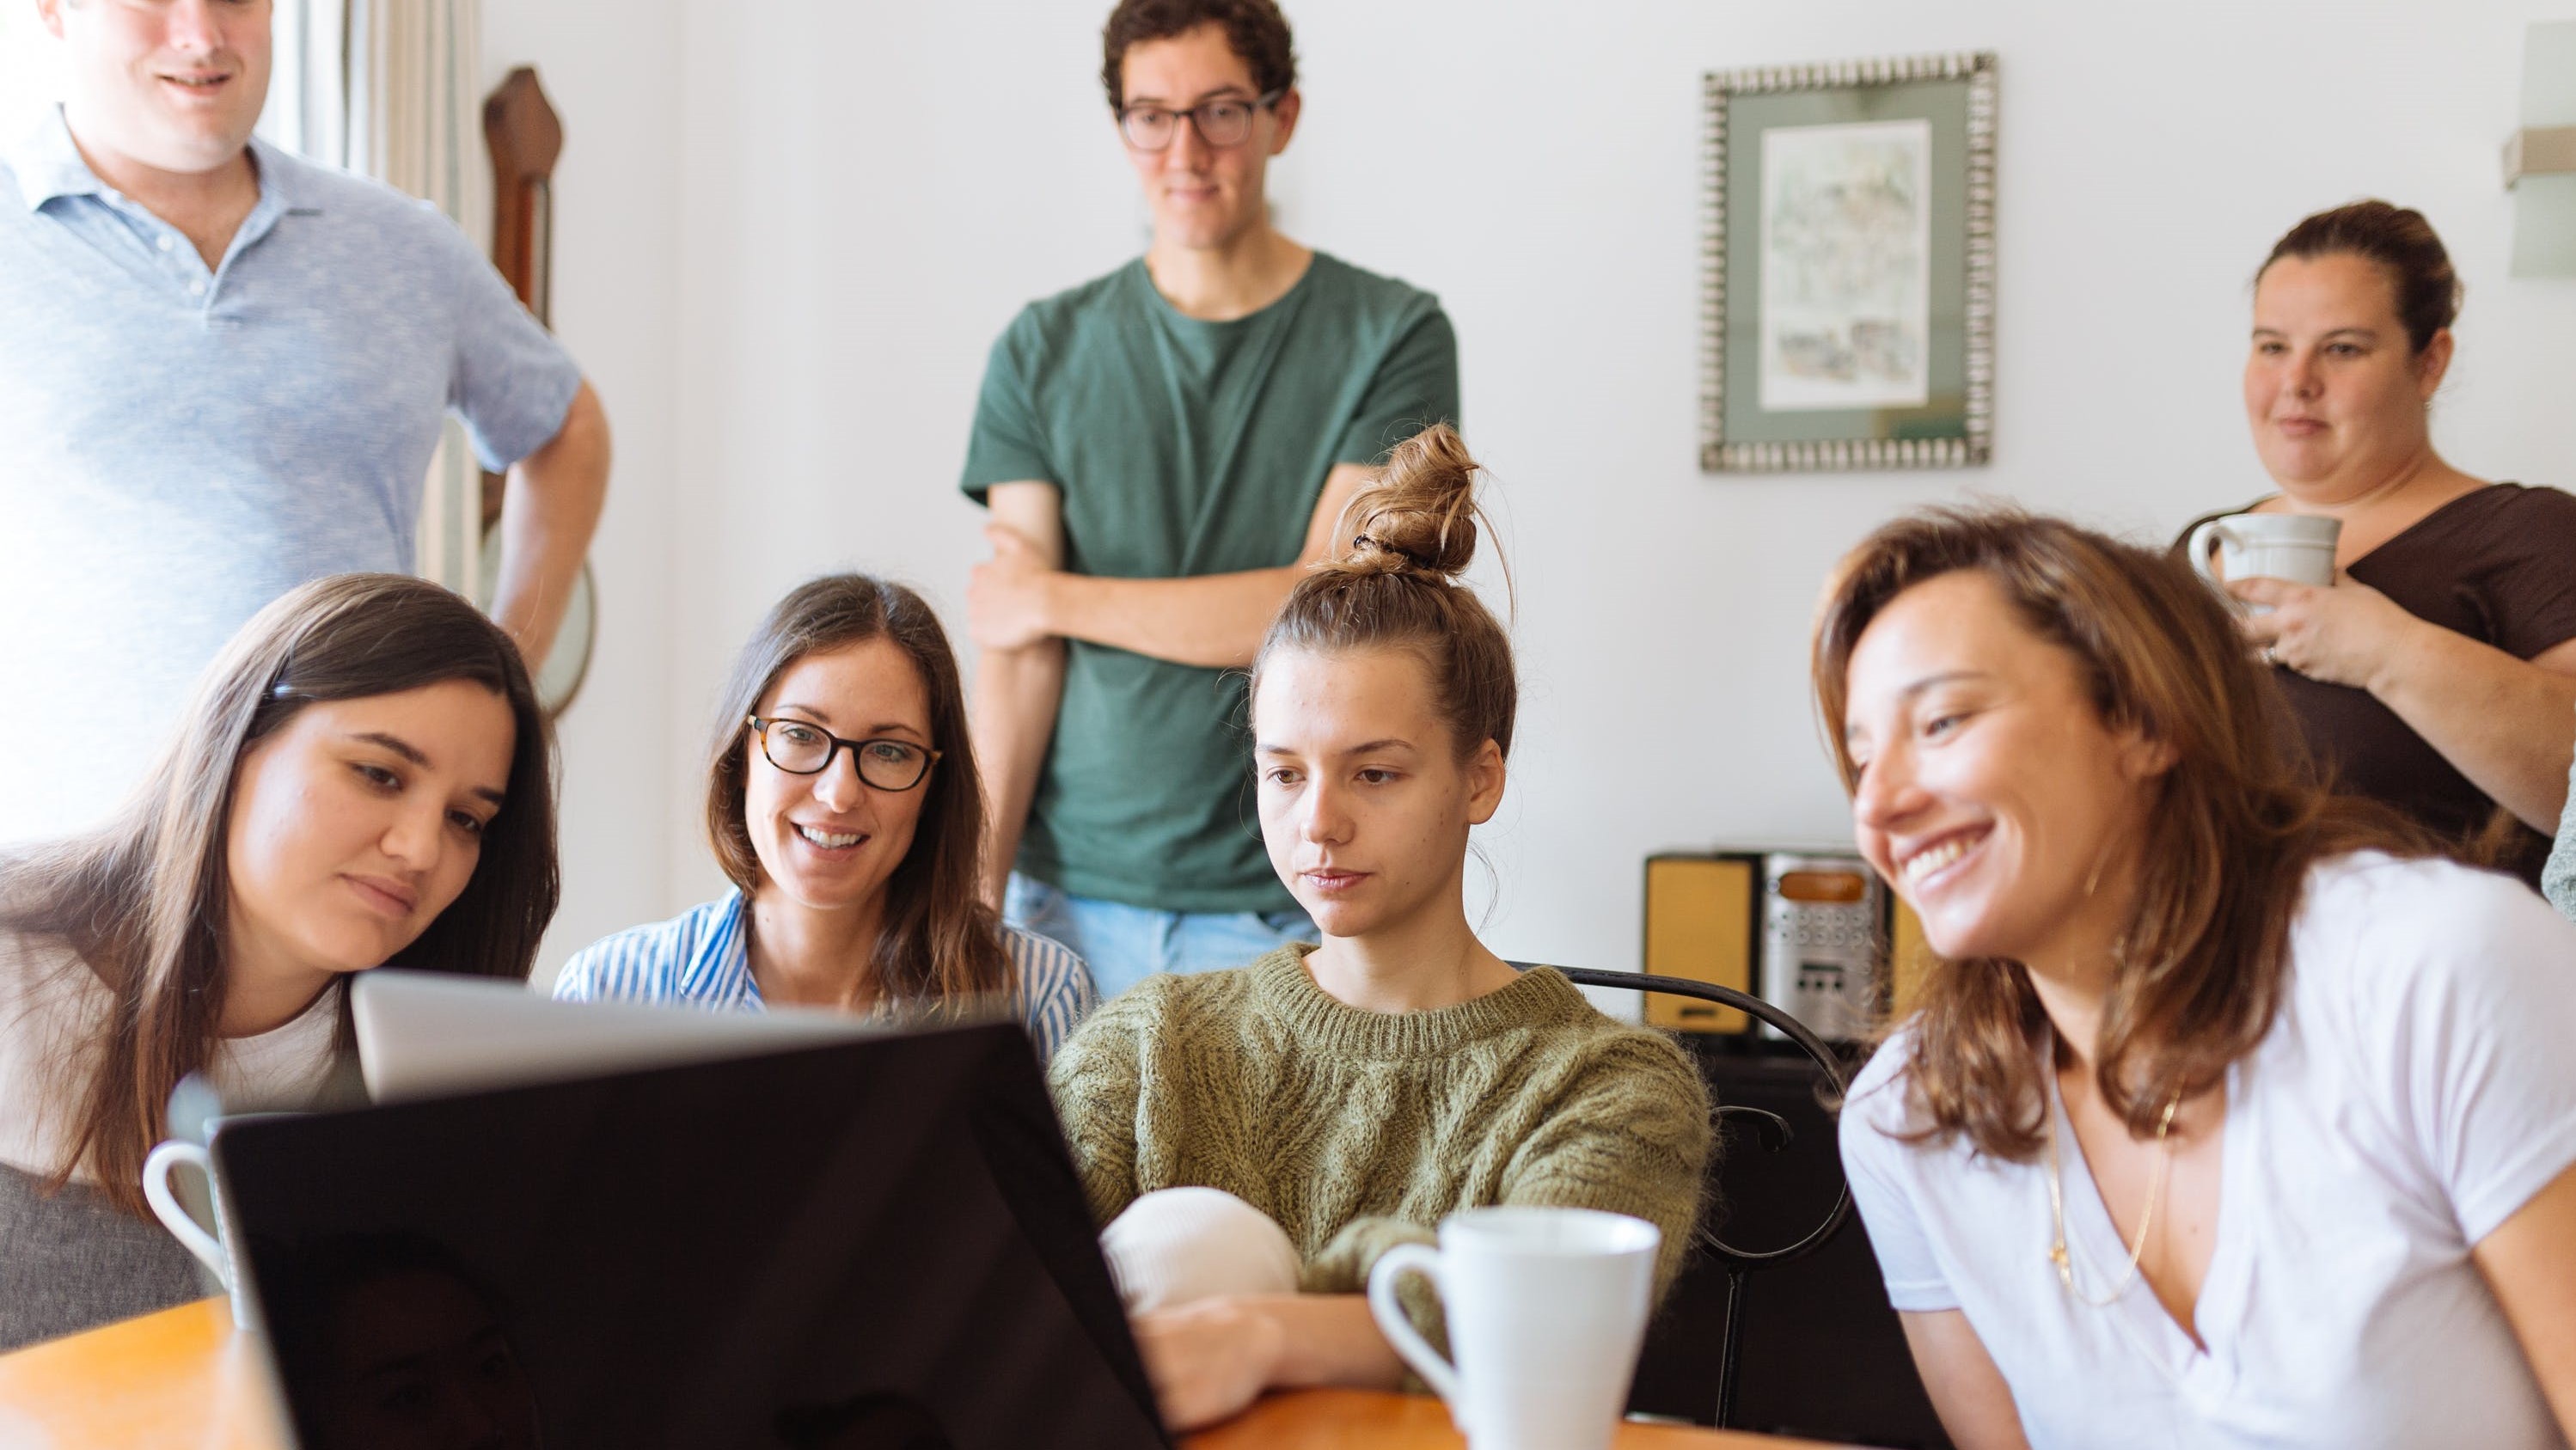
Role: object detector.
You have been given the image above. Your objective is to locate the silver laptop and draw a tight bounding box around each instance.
[352,970,885,1104]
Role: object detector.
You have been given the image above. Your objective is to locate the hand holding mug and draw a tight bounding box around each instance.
[2231,573,2421,689]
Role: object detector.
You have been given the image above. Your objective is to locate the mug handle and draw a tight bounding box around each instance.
[2186,519,2236,585]
[142,1140,228,1283]
[1367,1245,1462,1407]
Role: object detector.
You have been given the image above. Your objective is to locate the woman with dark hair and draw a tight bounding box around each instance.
[0,574,556,1350]
[555,574,1094,1060]
[2183,200,2576,880]
[1822,508,2576,1448]
[1047,425,1709,1432]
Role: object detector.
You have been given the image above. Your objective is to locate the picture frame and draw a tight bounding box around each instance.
[1701,52,1997,473]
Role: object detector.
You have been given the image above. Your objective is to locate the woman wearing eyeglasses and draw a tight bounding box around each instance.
[555,575,1096,1061]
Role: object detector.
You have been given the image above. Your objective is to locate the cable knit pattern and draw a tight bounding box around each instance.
[1047,944,1714,1305]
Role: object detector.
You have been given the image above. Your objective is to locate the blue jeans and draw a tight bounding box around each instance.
[1005,874,1318,1001]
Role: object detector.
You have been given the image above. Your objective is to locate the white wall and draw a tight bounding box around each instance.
[516,0,2576,977]
[475,0,688,981]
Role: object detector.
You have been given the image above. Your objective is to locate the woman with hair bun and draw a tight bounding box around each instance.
[1046,424,1712,1432]
[2184,200,2576,880]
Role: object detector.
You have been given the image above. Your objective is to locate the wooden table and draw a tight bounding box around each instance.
[0,1299,1835,1448]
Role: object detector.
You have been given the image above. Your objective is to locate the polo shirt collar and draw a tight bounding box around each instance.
[7,105,315,218]
[8,107,102,211]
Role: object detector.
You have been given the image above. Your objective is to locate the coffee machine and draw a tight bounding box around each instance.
[1640,847,1927,1041]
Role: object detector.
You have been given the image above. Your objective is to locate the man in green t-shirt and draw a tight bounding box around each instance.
[961,0,1459,1000]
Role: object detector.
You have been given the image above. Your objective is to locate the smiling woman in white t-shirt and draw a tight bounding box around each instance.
[1813,508,2576,1450]
[0,574,557,1351]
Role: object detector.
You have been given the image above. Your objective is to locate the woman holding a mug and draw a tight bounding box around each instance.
[2183,201,2576,878]
[0,575,556,1350]
[1046,426,1712,1433]
[554,575,1095,1061]
[1826,508,2576,1448]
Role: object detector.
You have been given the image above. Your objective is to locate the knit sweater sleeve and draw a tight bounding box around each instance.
[1043,982,1160,1229]
[1494,1028,1714,1295]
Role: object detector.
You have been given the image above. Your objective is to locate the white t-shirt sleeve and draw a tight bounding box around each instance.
[2328,858,2576,1245]
[1839,1036,1962,1312]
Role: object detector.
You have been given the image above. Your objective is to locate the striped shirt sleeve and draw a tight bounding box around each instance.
[1004,925,1098,1065]
[549,898,733,1006]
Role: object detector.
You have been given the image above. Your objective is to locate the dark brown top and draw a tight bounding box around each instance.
[2178,484,2576,879]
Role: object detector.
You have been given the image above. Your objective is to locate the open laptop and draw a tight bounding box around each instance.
[351,968,900,1104]
[211,1020,1168,1449]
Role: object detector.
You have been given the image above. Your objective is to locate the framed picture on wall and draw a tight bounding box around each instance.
[1701,52,1997,472]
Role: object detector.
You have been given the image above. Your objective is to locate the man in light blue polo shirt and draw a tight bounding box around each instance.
[0,0,609,844]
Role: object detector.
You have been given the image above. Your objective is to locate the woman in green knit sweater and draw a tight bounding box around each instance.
[1046,423,1715,1432]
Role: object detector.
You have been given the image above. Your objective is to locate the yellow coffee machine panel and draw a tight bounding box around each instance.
[1640,853,1760,1033]
[1889,896,1934,1020]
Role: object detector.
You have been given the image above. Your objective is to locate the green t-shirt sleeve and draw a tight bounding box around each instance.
[1335,304,1461,467]
[961,312,1056,505]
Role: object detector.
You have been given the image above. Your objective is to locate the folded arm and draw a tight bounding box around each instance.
[969,483,1071,905]
[2235,577,2576,830]
[968,463,1374,670]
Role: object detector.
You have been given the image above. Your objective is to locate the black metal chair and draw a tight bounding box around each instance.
[1515,964,1853,1430]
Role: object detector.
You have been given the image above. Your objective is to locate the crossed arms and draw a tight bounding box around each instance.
[964,462,1374,904]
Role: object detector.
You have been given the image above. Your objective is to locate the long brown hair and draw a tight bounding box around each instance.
[1811,508,2433,1159]
[1251,423,1514,760]
[1,575,557,1214]
[702,575,1010,1005]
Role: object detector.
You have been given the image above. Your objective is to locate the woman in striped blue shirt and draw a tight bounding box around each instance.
[555,575,1095,1060]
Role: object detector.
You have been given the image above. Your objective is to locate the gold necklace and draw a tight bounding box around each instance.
[2046,1086,2182,1306]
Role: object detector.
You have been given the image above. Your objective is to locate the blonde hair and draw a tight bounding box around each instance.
[1251,423,1514,758]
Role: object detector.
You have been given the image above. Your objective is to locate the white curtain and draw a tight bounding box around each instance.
[261,0,490,597]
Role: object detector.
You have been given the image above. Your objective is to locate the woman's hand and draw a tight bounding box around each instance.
[2230,575,2427,691]
[1130,1296,1288,1432]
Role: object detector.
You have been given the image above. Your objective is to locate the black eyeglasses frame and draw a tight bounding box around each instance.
[1115,88,1286,152]
[743,714,941,792]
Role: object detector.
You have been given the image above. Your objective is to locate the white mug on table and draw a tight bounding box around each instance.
[1366,1205,1660,1450]
[2187,511,2341,614]
[143,1114,290,1327]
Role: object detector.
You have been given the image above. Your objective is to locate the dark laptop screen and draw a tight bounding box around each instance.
[214,1024,1166,1450]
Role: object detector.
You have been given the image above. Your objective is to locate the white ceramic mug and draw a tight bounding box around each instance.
[1366,1207,1660,1450]
[143,1132,264,1326]
[2187,512,2340,614]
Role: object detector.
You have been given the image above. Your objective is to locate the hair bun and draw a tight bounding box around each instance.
[1338,423,1480,578]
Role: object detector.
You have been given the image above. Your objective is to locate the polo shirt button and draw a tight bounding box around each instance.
[187,280,205,297]
[156,236,174,252]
